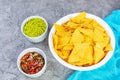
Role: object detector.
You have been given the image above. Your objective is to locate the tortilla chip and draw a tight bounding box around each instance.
[70,29,84,44]
[62,50,71,59]
[71,12,86,23]
[54,23,65,32]
[65,21,79,29]
[58,36,71,45]
[63,44,74,50]
[92,20,105,32]
[93,46,105,64]
[68,43,93,66]
[78,27,93,38]
[104,44,113,51]
[53,34,58,49]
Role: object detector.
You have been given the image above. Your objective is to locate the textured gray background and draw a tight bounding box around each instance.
[0,0,120,80]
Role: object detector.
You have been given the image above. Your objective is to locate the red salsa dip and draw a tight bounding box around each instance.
[20,52,44,74]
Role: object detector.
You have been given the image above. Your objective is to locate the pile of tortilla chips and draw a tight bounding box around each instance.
[53,12,113,66]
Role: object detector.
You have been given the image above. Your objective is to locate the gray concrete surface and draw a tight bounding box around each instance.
[0,0,120,80]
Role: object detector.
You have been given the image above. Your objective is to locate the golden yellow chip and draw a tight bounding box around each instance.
[57,45,64,50]
[63,44,73,50]
[68,43,93,66]
[65,21,78,29]
[54,23,65,32]
[54,49,70,60]
[56,31,72,37]
[93,28,105,42]
[53,34,58,49]
[78,27,93,38]
[58,36,71,45]
[79,18,94,29]
[84,36,93,43]
[71,12,86,23]
[70,29,84,44]
[62,50,71,59]
[93,28,110,49]
[92,20,105,32]
[93,45,105,64]
[104,44,113,51]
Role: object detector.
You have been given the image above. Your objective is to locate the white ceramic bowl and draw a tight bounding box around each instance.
[21,16,48,43]
[17,48,47,78]
[48,13,115,71]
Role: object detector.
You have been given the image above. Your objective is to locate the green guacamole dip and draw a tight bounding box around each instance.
[23,18,46,37]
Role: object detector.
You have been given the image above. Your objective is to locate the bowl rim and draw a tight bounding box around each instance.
[21,16,48,39]
[48,12,115,71]
[17,47,47,77]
